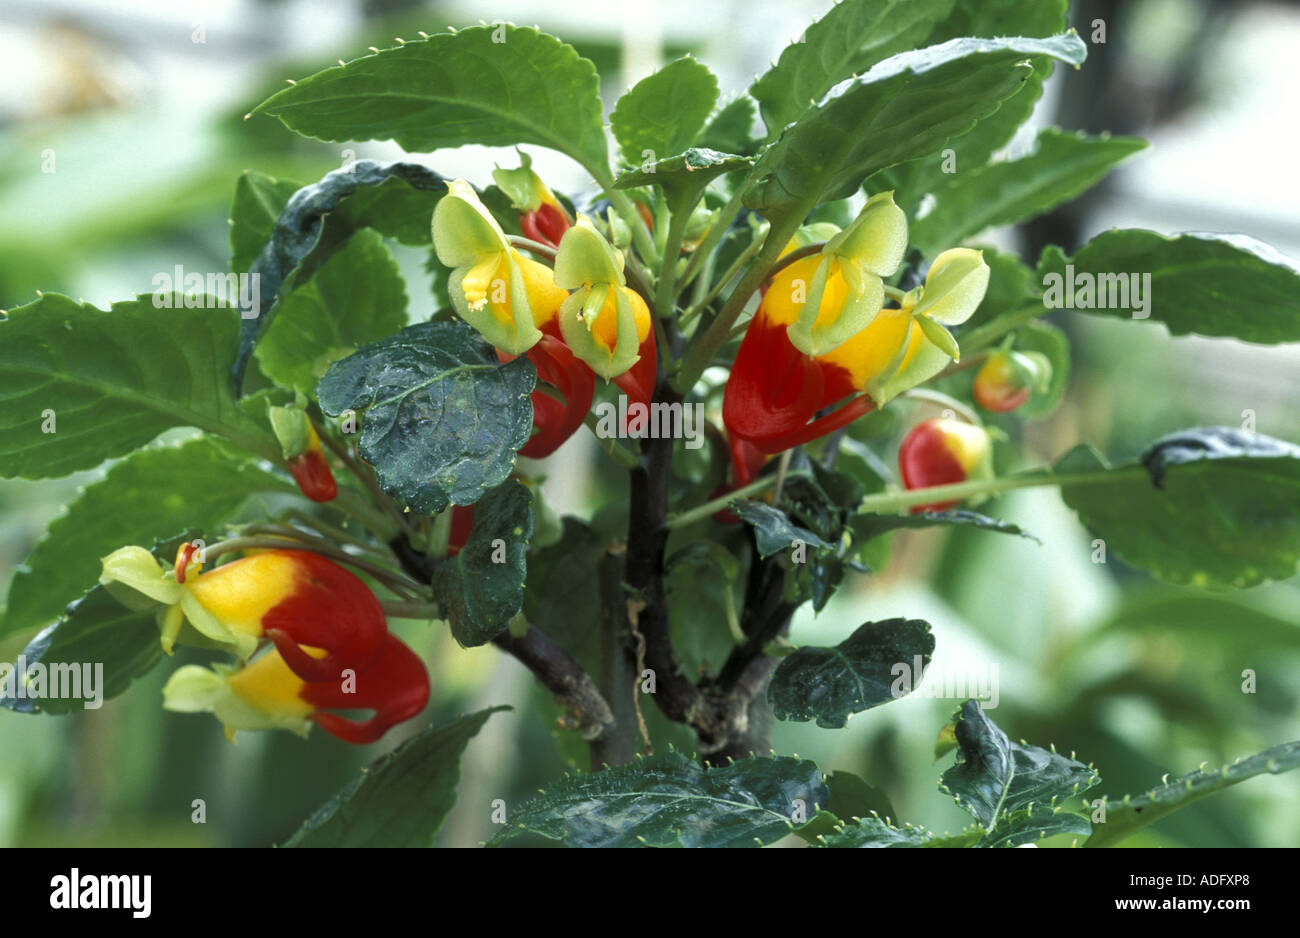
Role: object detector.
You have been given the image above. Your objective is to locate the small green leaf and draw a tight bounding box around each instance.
[488,751,829,848]
[315,321,536,515]
[1057,427,1300,588]
[699,96,759,156]
[940,699,1099,830]
[769,618,935,728]
[434,481,534,647]
[1,438,295,640]
[523,518,605,674]
[732,499,830,558]
[612,148,753,194]
[254,228,408,394]
[1037,229,1300,344]
[254,26,610,179]
[1010,319,1069,419]
[751,0,957,133]
[283,706,510,847]
[909,129,1146,254]
[610,57,719,168]
[0,293,275,480]
[1085,739,1300,848]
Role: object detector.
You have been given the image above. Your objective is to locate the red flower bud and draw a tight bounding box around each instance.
[520,202,571,250]
[898,418,991,513]
[288,447,338,502]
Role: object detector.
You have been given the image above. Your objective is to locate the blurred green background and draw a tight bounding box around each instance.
[1,0,1298,847]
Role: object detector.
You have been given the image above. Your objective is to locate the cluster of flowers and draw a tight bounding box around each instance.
[100,543,429,744]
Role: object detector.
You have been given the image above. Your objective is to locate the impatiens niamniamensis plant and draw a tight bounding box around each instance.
[3,0,1300,848]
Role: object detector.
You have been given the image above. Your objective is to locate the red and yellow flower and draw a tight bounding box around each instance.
[724,194,990,457]
[433,180,594,457]
[162,632,429,744]
[100,545,387,684]
[972,348,1051,413]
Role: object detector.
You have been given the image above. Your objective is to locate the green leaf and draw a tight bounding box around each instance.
[909,129,1146,254]
[254,26,610,180]
[769,618,935,728]
[751,0,956,134]
[1036,229,1300,343]
[731,499,830,558]
[0,293,275,479]
[745,33,1087,217]
[0,584,161,715]
[699,96,759,156]
[980,803,1093,848]
[613,148,753,195]
[850,508,1038,543]
[254,229,408,394]
[610,57,718,167]
[1056,427,1300,588]
[1085,739,1300,848]
[666,538,743,678]
[315,320,535,515]
[820,816,983,847]
[488,751,829,848]
[927,0,1069,43]
[230,171,300,275]
[433,481,534,647]
[1,437,295,640]
[231,160,447,391]
[283,707,509,847]
[523,518,605,674]
[940,699,1099,830]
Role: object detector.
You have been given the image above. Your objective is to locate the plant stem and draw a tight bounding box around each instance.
[205,532,426,599]
[493,626,616,742]
[314,419,419,543]
[959,302,1048,353]
[506,235,557,261]
[665,474,781,530]
[854,466,1147,515]
[902,388,982,426]
[680,232,764,327]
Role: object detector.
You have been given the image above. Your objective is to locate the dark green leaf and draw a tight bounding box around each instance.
[523,518,606,674]
[1086,739,1300,848]
[745,34,1087,217]
[1,438,295,640]
[254,26,610,179]
[751,0,957,133]
[980,804,1092,848]
[230,171,300,275]
[231,160,447,392]
[0,584,161,715]
[613,148,753,194]
[850,508,1038,543]
[940,699,1099,829]
[1056,427,1300,588]
[488,750,829,848]
[254,228,408,394]
[610,57,718,167]
[283,707,509,847]
[316,321,535,515]
[820,816,983,847]
[434,481,534,647]
[0,293,275,479]
[732,499,830,557]
[769,618,934,728]
[909,129,1146,254]
[1036,229,1300,344]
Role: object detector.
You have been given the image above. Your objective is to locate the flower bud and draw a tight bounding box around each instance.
[269,403,337,502]
[898,417,992,512]
[492,151,571,249]
[973,350,1052,413]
